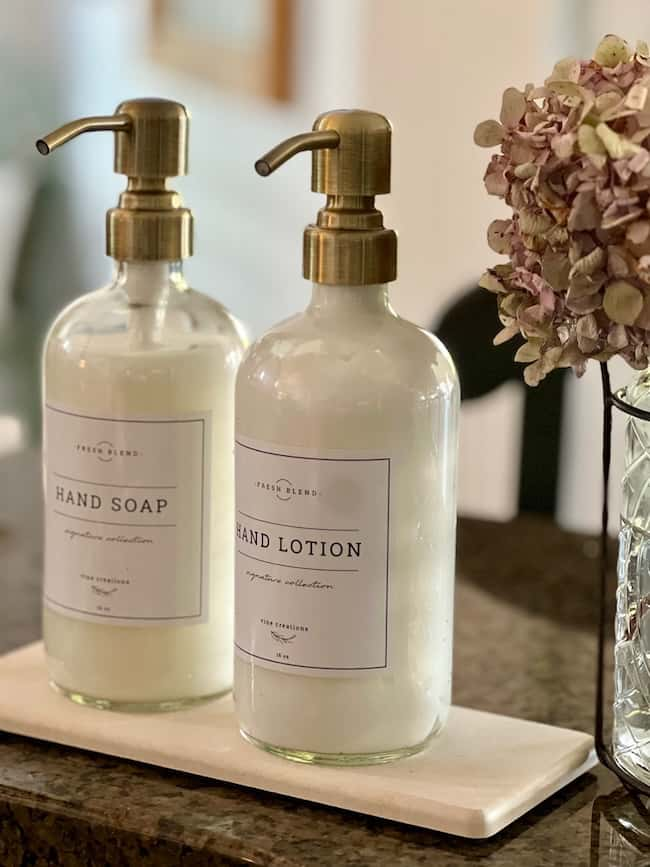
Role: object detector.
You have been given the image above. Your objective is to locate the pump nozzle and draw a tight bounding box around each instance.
[35,99,193,261]
[35,115,131,156]
[255,109,397,285]
[255,130,339,177]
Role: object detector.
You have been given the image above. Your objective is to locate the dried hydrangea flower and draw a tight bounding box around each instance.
[475,34,650,384]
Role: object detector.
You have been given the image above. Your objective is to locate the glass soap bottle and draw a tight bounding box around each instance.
[234,110,459,764]
[38,99,246,710]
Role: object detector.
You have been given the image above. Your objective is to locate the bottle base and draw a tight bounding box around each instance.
[239,727,437,766]
[49,680,229,713]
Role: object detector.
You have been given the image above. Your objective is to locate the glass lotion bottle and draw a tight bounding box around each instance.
[38,100,246,710]
[234,110,459,763]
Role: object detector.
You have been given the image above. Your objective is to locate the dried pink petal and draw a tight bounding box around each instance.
[484,156,509,197]
[614,159,633,183]
[539,284,556,311]
[603,280,644,324]
[518,303,551,338]
[558,340,584,368]
[487,220,512,255]
[629,149,650,173]
[568,190,600,230]
[635,294,650,328]
[513,162,537,179]
[518,209,553,235]
[595,91,621,115]
[596,122,641,158]
[528,86,551,100]
[608,323,629,349]
[637,255,650,284]
[578,124,607,156]
[521,233,546,252]
[493,323,520,345]
[576,313,599,353]
[551,132,576,159]
[547,57,582,84]
[627,220,650,244]
[626,83,649,111]
[500,88,527,128]
[478,271,506,294]
[602,207,644,230]
[609,245,632,277]
[569,246,605,278]
[571,270,606,295]
[546,225,569,247]
[587,153,608,170]
[474,119,505,147]
[546,80,585,101]
[542,248,570,290]
[631,127,650,145]
[509,141,538,164]
[523,360,545,386]
[566,291,603,314]
[594,35,632,67]
[514,341,542,363]
[620,71,638,90]
[594,79,623,98]
[509,181,532,210]
[540,346,564,374]
[500,293,521,318]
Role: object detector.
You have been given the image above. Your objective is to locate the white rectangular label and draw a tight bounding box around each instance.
[234,438,390,676]
[44,404,210,626]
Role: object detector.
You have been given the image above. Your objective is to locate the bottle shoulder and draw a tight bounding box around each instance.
[238,309,459,399]
[45,285,247,357]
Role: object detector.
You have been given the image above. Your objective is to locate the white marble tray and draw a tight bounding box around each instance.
[0,642,596,838]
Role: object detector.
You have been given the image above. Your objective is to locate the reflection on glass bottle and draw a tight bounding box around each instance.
[614,370,650,783]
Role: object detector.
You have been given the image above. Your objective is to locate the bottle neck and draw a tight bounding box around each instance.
[308,282,392,316]
[113,260,186,305]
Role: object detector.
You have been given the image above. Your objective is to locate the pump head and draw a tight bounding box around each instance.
[255,109,397,285]
[36,98,193,261]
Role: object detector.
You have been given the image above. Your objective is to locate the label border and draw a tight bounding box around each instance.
[234,439,391,672]
[44,405,208,624]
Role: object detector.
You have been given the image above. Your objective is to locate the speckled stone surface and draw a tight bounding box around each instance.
[0,451,632,865]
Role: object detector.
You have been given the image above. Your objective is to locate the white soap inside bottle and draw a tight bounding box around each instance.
[43,260,246,710]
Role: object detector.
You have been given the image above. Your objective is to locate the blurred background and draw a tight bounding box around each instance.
[0,0,647,530]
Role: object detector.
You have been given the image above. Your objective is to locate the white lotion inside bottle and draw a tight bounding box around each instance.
[234,282,458,760]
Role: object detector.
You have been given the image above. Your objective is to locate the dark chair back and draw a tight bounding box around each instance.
[434,287,566,515]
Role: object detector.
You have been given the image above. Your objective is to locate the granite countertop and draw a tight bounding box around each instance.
[0,450,631,865]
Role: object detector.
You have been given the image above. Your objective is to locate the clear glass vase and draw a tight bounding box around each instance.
[613,368,650,781]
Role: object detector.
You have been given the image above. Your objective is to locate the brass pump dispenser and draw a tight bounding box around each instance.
[36,98,192,261]
[255,109,397,285]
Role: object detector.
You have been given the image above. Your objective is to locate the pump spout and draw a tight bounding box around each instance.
[36,115,131,155]
[255,130,339,177]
